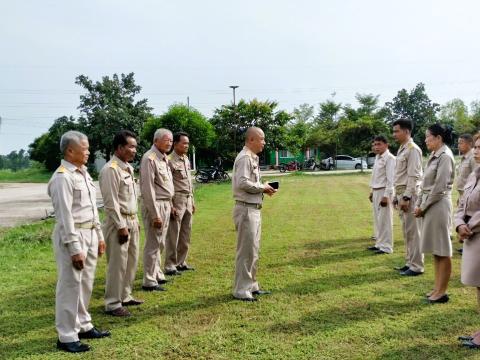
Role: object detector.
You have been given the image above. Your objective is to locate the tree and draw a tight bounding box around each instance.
[293,103,315,123]
[76,73,153,160]
[385,83,440,150]
[141,104,216,158]
[438,99,474,135]
[29,116,80,171]
[210,99,292,164]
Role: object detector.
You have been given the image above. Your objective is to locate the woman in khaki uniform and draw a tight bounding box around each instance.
[414,123,455,304]
[455,134,480,348]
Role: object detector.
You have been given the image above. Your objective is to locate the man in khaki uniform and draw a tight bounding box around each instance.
[48,130,109,353]
[99,130,142,317]
[165,132,196,274]
[456,134,477,199]
[232,127,277,302]
[455,134,477,254]
[392,118,425,276]
[140,128,175,291]
[368,135,396,254]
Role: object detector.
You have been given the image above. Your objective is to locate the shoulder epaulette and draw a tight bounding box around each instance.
[148,152,157,160]
[110,160,118,169]
[57,165,66,173]
[408,143,414,149]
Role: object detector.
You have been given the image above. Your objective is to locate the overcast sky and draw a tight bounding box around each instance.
[1,0,480,154]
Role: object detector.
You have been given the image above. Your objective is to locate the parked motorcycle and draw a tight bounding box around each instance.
[302,157,320,171]
[195,166,230,183]
[279,160,301,172]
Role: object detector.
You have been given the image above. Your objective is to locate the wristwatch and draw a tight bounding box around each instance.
[402,196,411,201]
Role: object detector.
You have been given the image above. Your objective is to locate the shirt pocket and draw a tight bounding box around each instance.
[173,165,186,180]
[122,175,133,194]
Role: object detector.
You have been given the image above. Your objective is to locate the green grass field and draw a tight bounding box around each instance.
[1,174,479,359]
[0,166,52,183]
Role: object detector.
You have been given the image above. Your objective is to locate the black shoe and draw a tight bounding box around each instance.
[458,335,474,341]
[165,269,182,276]
[426,294,449,304]
[394,265,409,272]
[462,340,480,349]
[252,290,271,296]
[374,249,388,254]
[78,327,111,339]
[457,248,463,255]
[122,299,144,306]
[177,265,195,271]
[367,246,379,251]
[142,285,166,292]
[158,279,169,285]
[400,269,423,276]
[234,296,258,302]
[57,340,90,353]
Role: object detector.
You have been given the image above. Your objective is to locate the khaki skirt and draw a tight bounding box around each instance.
[461,232,480,287]
[419,195,452,257]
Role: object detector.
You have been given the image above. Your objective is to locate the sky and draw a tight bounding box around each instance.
[1,0,480,154]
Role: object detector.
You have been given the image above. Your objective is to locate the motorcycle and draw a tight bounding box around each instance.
[279,160,301,172]
[302,157,320,171]
[195,166,230,183]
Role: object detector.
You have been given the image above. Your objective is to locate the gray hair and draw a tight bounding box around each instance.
[60,130,88,154]
[153,128,172,142]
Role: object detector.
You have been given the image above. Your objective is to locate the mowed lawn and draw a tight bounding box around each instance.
[1,174,479,360]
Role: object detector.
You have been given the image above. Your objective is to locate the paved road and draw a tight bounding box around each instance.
[0,182,102,228]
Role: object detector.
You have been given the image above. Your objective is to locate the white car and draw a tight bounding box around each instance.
[321,155,368,170]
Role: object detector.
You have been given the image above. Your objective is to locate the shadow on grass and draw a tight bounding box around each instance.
[269,298,419,335]
[375,342,479,360]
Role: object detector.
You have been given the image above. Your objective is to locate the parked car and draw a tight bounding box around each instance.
[366,152,376,169]
[321,155,368,170]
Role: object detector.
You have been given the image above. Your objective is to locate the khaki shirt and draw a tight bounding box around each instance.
[139,145,174,219]
[99,155,138,230]
[456,149,477,192]
[232,146,264,204]
[454,167,480,233]
[168,151,194,196]
[370,149,396,197]
[47,159,103,256]
[394,138,423,197]
[416,145,455,212]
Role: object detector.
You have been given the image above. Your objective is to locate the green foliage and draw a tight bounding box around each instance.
[76,72,153,160]
[29,116,80,171]
[0,149,30,171]
[385,83,440,150]
[439,99,476,136]
[141,104,215,153]
[210,99,292,163]
[0,162,51,183]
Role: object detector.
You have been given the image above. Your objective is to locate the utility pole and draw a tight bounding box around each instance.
[230,85,239,152]
[187,96,190,109]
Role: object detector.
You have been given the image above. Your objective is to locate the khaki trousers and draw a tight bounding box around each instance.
[165,194,193,271]
[372,189,393,253]
[142,200,171,286]
[397,193,424,272]
[104,216,140,311]
[54,226,98,343]
[232,204,261,299]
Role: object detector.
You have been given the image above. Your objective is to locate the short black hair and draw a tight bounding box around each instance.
[373,135,388,144]
[392,118,413,131]
[113,130,137,150]
[427,123,453,145]
[459,133,473,144]
[173,131,189,144]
